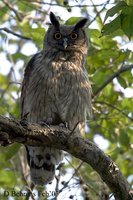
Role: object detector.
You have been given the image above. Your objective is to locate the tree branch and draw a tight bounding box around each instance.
[23,1,111,8]
[93,64,133,96]
[0,27,31,40]
[0,115,132,200]
[93,101,133,121]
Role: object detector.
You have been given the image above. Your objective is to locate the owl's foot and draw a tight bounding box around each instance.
[20,112,30,126]
[39,118,53,127]
[59,122,69,129]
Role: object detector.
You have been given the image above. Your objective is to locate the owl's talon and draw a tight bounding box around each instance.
[39,121,50,128]
[59,122,68,129]
[39,118,53,128]
[20,112,30,126]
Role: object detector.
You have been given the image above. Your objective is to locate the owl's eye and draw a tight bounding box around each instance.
[54,32,62,40]
[70,32,78,39]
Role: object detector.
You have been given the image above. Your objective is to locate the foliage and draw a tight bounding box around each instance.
[102,1,133,39]
[0,0,133,200]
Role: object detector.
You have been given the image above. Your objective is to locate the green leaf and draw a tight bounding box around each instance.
[101,16,121,37]
[110,147,122,161]
[103,84,113,97]
[30,27,45,48]
[0,170,17,187]
[121,98,132,110]
[19,22,45,47]
[86,28,101,47]
[117,76,128,88]
[125,0,133,6]
[118,130,130,146]
[5,143,21,160]
[104,1,127,22]
[65,17,82,25]
[0,74,7,89]
[18,1,34,12]
[120,6,133,39]
[0,6,9,22]
[103,1,133,39]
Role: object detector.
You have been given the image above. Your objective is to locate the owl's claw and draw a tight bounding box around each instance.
[39,118,53,128]
[39,121,50,128]
[59,122,69,129]
[20,112,30,126]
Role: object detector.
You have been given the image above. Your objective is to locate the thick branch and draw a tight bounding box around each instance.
[0,115,132,200]
[94,64,133,96]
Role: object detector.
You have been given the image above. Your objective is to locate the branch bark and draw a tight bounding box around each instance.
[0,115,132,200]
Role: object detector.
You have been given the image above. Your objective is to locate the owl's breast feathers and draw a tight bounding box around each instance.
[21,50,92,127]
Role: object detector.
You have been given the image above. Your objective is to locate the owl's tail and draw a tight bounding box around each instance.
[26,146,63,185]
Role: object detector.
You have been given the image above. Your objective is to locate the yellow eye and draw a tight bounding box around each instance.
[54,32,62,40]
[70,32,78,39]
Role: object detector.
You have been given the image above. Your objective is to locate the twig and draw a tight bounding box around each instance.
[93,64,133,96]
[82,178,101,197]
[0,27,31,40]
[55,170,61,199]
[20,0,48,14]
[22,0,113,8]
[93,101,133,121]
[59,161,84,193]
[89,0,111,25]
[68,121,80,137]
[2,0,22,21]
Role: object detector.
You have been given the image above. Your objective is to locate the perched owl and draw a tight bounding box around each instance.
[21,12,92,186]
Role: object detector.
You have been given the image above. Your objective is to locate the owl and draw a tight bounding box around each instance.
[21,12,92,186]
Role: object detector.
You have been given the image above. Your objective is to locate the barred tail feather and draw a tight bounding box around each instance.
[26,146,63,185]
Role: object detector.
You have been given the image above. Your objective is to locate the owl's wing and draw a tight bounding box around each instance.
[20,52,42,118]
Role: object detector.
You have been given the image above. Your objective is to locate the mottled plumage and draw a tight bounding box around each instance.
[21,12,92,185]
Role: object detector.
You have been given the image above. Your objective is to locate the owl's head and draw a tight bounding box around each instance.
[44,12,88,54]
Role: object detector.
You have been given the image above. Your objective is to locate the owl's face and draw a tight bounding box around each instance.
[44,12,88,54]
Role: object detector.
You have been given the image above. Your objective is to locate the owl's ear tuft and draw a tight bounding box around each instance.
[50,12,60,29]
[74,18,88,30]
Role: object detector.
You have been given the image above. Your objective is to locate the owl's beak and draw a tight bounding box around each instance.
[63,38,68,49]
